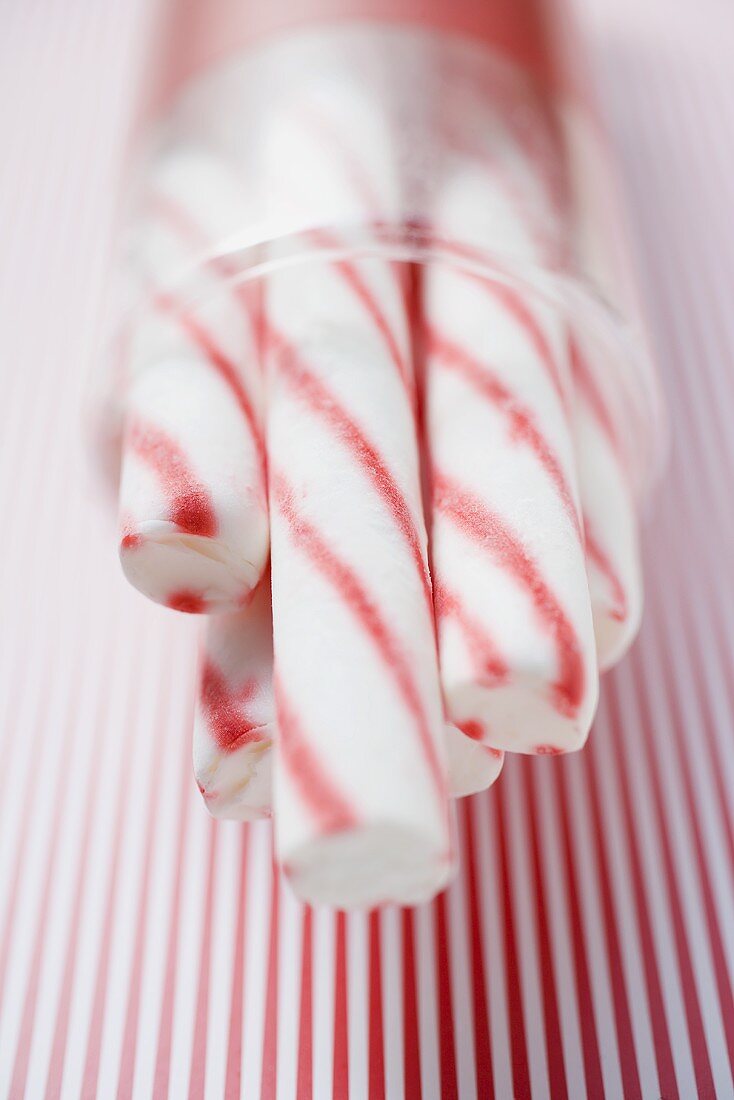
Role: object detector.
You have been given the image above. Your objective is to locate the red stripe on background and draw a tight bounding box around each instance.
[463,799,495,1100]
[429,327,582,540]
[267,331,432,612]
[402,910,422,1100]
[200,660,267,754]
[274,678,359,835]
[434,475,585,717]
[187,823,218,1100]
[551,763,606,1099]
[493,782,531,1100]
[584,527,628,623]
[296,907,313,1100]
[603,685,680,1100]
[224,830,250,1100]
[630,658,717,1098]
[333,913,350,1100]
[368,911,385,1100]
[434,891,458,1100]
[274,476,446,805]
[260,863,280,1100]
[522,762,570,1100]
[126,418,218,538]
[581,748,643,1099]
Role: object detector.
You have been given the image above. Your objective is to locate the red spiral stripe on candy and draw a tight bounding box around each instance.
[306,227,415,401]
[433,474,585,716]
[126,419,218,538]
[167,590,207,614]
[200,661,269,754]
[274,677,359,835]
[568,334,620,451]
[433,581,509,686]
[428,327,583,541]
[273,474,447,804]
[465,273,569,408]
[154,293,267,480]
[266,327,433,613]
[584,526,628,624]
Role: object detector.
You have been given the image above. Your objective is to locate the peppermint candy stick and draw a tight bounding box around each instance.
[267,256,451,907]
[118,152,268,613]
[194,575,274,819]
[424,107,598,753]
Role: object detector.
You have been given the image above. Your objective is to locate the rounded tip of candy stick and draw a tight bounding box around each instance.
[120,520,263,614]
[282,824,453,909]
[445,723,504,797]
[446,673,598,756]
[194,726,274,820]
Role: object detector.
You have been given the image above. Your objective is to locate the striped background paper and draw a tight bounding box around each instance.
[1,0,734,1096]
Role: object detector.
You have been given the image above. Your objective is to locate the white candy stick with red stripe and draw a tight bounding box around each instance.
[266,255,451,907]
[423,139,597,754]
[425,266,598,754]
[117,151,269,613]
[194,575,275,819]
[433,70,643,679]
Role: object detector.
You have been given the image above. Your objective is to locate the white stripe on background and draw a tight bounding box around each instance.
[312,906,336,1100]
[503,764,552,1100]
[238,821,273,1100]
[277,883,305,1100]
[531,761,589,1098]
[380,906,405,1100]
[446,815,478,1100]
[414,904,441,1100]
[347,911,369,1100]
[471,794,514,1100]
